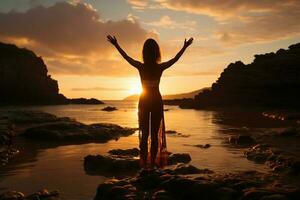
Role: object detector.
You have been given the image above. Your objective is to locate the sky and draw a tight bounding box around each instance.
[0,0,300,100]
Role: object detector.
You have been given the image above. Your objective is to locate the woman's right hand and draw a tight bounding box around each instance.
[184,37,193,48]
[107,35,118,46]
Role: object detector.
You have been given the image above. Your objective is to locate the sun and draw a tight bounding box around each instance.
[129,84,143,95]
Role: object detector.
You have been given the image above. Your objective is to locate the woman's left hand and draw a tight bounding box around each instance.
[107,35,118,46]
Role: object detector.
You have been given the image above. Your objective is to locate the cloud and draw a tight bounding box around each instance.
[157,0,300,45]
[146,15,197,30]
[127,0,148,9]
[0,1,155,75]
[157,0,289,19]
[160,39,224,60]
[71,87,126,91]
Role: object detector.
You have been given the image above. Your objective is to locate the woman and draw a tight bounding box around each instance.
[107,35,193,168]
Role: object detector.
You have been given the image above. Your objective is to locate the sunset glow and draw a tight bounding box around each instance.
[0,0,299,100]
[129,84,143,95]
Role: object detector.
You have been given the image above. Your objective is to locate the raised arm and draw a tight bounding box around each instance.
[107,35,142,69]
[160,37,193,70]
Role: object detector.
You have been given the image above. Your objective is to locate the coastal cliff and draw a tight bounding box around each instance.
[0,42,103,105]
[181,43,300,109]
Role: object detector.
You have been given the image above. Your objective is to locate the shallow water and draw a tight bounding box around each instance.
[0,101,289,199]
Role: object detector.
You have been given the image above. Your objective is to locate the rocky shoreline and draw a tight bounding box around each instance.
[263,111,300,124]
[0,189,59,200]
[0,117,19,166]
[223,125,300,174]
[94,168,299,200]
[0,110,137,164]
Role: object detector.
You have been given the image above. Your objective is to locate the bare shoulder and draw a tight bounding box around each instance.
[131,60,143,69]
[158,61,171,70]
[136,61,144,69]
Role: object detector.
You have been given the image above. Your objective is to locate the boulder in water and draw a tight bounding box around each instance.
[228,135,256,145]
[165,163,214,175]
[84,152,193,176]
[168,153,192,165]
[84,155,139,176]
[23,121,136,143]
[102,106,117,112]
[108,148,140,157]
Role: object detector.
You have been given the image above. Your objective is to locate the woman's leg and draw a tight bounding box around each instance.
[138,109,150,167]
[150,110,163,167]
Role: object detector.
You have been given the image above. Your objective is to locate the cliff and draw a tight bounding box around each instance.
[181,43,300,109]
[0,42,103,105]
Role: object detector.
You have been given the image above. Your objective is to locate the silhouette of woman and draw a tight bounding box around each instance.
[107,35,193,168]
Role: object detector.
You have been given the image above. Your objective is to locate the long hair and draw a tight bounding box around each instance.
[142,38,161,64]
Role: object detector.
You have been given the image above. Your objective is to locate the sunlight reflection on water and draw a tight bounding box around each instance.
[0,101,273,199]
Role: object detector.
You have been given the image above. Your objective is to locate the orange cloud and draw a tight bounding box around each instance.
[146,15,197,30]
[127,0,148,9]
[157,0,300,45]
[0,2,155,75]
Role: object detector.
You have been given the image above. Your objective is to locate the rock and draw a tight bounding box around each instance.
[1,110,71,125]
[161,177,217,199]
[216,187,238,200]
[152,190,173,200]
[84,152,193,176]
[108,148,139,157]
[272,165,286,173]
[244,144,273,164]
[93,167,300,200]
[176,133,190,138]
[194,144,211,149]
[84,155,139,176]
[241,188,273,200]
[165,130,190,138]
[288,160,300,175]
[0,189,59,200]
[0,148,19,166]
[263,111,300,123]
[286,188,300,200]
[102,106,117,112]
[165,163,214,175]
[168,153,191,165]
[279,128,299,137]
[68,98,104,104]
[132,169,167,190]
[228,135,256,145]
[244,144,298,174]
[23,121,136,143]
[260,194,289,200]
[165,130,177,135]
[0,118,19,166]
[0,191,25,200]
[26,189,60,200]
[94,183,136,200]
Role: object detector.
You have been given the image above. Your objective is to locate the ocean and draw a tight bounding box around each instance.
[0,100,281,199]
